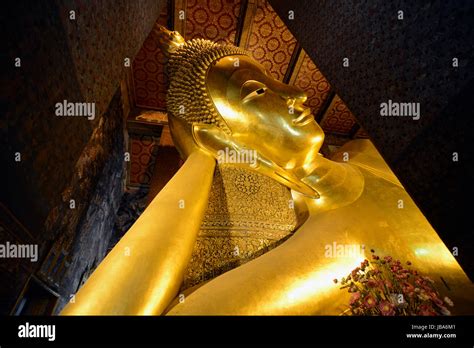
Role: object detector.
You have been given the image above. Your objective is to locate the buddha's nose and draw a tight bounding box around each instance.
[281,86,307,106]
[293,90,307,105]
[286,93,307,111]
[268,77,307,104]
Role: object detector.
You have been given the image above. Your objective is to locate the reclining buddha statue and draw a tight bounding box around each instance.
[62,26,473,315]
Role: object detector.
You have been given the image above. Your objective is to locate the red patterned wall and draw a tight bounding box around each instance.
[320,95,357,135]
[245,0,297,81]
[132,4,168,110]
[129,134,161,186]
[185,0,242,45]
[292,51,332,117]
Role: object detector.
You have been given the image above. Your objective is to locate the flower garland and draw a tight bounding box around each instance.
[334,249,454,316]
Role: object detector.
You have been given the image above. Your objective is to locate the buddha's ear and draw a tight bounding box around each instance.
[192,123,238,156]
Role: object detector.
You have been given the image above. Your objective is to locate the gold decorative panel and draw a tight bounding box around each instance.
[183,165,297,289]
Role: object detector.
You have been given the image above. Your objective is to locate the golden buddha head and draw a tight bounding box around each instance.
[158,26,324,198]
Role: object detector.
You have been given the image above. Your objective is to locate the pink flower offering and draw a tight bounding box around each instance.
[363,294,377,308]
[350,292,361,305]
[378,301,395,316]
[337,249,454,316]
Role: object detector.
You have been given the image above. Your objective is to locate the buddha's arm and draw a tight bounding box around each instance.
[61,150,215,315]
[165,213,357,315]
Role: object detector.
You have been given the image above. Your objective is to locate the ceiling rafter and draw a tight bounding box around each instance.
[316,90,335,123]
[283,43,301,84]
[234,0,249,47]
[348,123,361,138]
[287,48,306,85]
[237,0,258,49]
[172,0,187,37]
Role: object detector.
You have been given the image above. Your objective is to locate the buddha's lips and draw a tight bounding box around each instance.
[293,108,314,126]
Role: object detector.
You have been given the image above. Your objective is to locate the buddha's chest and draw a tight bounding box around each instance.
[182,164,297,290]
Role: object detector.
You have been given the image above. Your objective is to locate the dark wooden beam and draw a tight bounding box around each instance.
[238,0,258,48]
[283,43,301,84]
[315,89,335,123]
[234,0,249,47]
[127,108,168,137]
[171,0,187,37]
[348,123,361,139]
[166,0,174,29]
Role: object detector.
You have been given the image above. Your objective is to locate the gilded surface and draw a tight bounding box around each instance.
[183,164,297,289]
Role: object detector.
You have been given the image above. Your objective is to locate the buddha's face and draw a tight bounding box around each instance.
[206,55,324,175]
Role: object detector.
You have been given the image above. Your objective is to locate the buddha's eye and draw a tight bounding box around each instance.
[241,80,267,102]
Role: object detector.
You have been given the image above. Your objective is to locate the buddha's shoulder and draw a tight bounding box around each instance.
[331,139,403,188]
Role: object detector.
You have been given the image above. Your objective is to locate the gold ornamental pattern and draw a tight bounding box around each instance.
[182,164,297,289]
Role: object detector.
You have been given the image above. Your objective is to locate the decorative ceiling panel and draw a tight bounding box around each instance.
[320,95,357,135]
[185,0,242,45]
[245,0,297,81]
[132,4,169,110]
[292,51,332,117]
